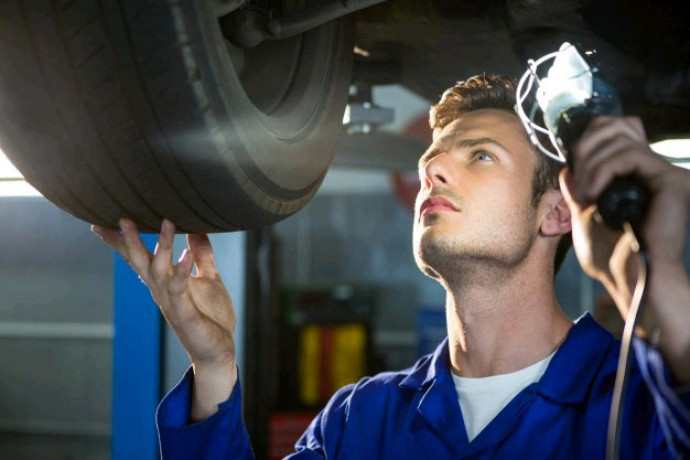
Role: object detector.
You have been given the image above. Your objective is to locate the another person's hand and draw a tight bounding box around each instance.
[92,218,238,420]
[559,116,690,382]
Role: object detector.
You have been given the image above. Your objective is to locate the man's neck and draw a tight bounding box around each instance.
[443,259,573,378]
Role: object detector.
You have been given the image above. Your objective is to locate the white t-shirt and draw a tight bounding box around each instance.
[451,352,555,442]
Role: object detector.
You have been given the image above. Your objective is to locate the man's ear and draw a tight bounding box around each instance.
[539,190,572,237]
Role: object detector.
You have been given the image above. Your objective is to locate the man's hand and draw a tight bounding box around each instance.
[559,116,690,382]
[92,218,238,420]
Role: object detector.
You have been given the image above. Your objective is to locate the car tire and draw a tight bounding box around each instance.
[0,0,353,232]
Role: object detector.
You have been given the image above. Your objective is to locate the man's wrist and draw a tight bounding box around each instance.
[642,262,690,383]
[190,361,238,422]
[646,260,688,317]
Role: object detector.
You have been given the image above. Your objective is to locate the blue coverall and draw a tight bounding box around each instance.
[158,314,690,459]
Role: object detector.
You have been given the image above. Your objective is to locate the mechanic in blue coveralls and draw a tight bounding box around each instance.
[93,74,690,459]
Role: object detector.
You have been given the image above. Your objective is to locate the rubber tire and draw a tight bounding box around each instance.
[0,0,353,233]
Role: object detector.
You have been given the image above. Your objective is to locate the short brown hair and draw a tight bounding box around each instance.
[429,74,572,273]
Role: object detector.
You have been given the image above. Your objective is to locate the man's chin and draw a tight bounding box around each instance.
[420,265,441,279]
[413,250,441,280]
[413,240,447,280]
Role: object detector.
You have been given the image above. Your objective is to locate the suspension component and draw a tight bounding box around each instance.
[223,0,387,48]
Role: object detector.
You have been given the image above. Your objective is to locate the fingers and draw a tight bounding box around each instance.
[91,218,153,275]
[575,116,646,164]
[118,218,153,275]
[91,224,127,256]
[188,233,218,278]
[577,146,667,207]
[558,169,578,209]
[569,116,669,206]
[170,248,194,295]
[573,136,636,201]
[152,219,175,277]
[576,145,636,203]
[92,218,215,292]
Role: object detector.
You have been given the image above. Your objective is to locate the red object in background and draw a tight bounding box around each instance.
[392,113,433,212]
[269,412,319,460]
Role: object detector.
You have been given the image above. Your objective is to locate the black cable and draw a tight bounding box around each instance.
[606,221,650,460]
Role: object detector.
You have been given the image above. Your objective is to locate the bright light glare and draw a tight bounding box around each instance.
[0,147,42,196]
[537,42,592,114]
[651,139,690,159]
[651,139,690,170]
[0,180,42,197]
[0,147,22,178]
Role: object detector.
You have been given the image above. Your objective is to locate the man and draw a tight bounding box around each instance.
[93,75,690,459]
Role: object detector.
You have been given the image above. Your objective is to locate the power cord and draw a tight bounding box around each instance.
[606,221,650,460]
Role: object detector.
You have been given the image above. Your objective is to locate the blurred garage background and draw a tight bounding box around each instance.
[1,78,688,460]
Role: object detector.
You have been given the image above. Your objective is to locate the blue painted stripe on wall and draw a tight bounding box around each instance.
[112,234,162,460]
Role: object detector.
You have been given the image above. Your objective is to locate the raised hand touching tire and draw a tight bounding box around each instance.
[92,218,238,421]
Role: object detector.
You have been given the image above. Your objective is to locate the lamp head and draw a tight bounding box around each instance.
[515,42,621,169]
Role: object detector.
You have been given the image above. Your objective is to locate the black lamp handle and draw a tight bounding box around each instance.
[556,107,649,232]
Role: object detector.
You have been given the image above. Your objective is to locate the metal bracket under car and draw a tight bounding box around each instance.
[222,0,387,48]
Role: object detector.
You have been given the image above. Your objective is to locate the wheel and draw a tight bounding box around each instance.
[0,0,354,233]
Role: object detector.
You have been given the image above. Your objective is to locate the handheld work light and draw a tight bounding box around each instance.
[515,42,648,232]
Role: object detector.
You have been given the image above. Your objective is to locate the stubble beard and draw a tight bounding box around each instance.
[413,203,538,285]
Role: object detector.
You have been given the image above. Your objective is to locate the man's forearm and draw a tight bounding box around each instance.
[641,262,690,385]
[191,362,238,422]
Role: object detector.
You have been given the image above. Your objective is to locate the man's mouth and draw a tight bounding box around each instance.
[419,195,459,218]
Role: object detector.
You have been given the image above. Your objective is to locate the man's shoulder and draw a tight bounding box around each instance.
[325,351,435,412]
[549,314,653,403]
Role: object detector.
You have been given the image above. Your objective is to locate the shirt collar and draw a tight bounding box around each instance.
[399,312,614,404]
[536,312,615,403]
[399,336,450,390]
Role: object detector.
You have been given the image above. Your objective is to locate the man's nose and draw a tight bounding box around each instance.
[422,153,452,190]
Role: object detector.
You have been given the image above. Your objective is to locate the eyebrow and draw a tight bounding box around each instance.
[418,136,512,171]
[451,137,508,151]
[419,136,506,167]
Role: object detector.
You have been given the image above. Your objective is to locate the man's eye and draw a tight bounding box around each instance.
[473,151,493,161]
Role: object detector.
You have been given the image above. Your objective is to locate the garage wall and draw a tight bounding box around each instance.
[0,195,250,460]
[0,197,112,459]
[273,176,441,370]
